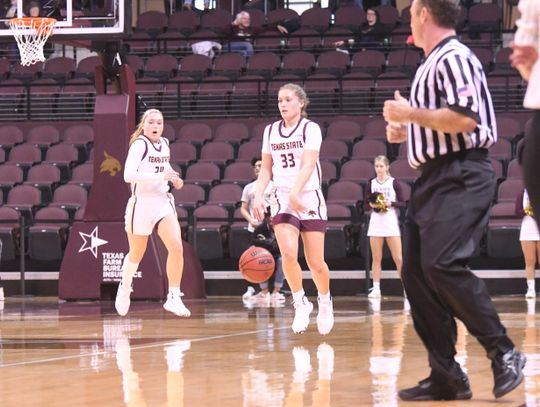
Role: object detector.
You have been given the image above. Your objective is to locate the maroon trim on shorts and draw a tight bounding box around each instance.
[300,219,327,232]
[273,213,301,229]
[130,197,137,234]
[274,189,281,214]
[315,189,323,219]
[273,213,327,232]
[278,118,303,139]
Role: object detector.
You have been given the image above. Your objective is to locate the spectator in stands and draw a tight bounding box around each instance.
[511,1,540,231]
[3,0,18,18]
[333,7,387,50]
[364,155,405,299]
[115,109,191,319]
[253,83,334,335]
[516,188,540,299]
[181,0,209,12]
[226,11,261,57]
[26,1,39,16]
[240,158,286,305]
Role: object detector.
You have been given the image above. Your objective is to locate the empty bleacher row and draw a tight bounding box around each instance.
[0,48,525,121]
[0,113,531,267]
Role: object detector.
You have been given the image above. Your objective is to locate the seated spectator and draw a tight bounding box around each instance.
[334,7,387,51]
[226,11,262,57]
[182,0,209,12]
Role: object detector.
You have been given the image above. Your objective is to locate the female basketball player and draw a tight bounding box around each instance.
[364,156,404,299]
[115,109,190,317]
[516,189,540,298]
[253,83,333,335]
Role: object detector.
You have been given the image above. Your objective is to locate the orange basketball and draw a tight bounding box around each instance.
[239,245,275,284]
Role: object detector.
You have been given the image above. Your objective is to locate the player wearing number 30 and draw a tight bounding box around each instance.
[254,83,333,335]
[115,109,191,318]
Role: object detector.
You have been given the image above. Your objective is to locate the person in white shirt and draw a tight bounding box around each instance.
[253,83,334,335]
[516,189,540,298]
[240,158,285,304]
[511,0,540,231]
[115,109,190,318]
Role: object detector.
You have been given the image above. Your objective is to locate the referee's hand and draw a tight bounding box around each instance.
[383,90,411,124]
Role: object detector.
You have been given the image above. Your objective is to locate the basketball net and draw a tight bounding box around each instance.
[9,17,56,66]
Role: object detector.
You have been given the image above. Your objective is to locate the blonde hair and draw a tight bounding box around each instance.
[279,83,310,118]
[374,155,391,175]
[129,109,163,146]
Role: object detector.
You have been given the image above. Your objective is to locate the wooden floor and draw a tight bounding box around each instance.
[0,295,538,406]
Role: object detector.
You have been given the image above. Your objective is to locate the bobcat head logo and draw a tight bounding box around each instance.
[100,151,122,176]
[308,210,317,217]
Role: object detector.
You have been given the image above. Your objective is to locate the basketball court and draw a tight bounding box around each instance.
[0,2,536,406]
[0,295,537,406]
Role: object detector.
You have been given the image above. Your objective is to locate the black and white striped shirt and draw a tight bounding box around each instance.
[407,36,497,169]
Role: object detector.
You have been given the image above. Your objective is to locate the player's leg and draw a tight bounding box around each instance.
[368,237,384,298]
[522,241,537,298]
[302,230,333,335]
[274,222,312,333]
[157,213,190,317]
[115,232,148,316]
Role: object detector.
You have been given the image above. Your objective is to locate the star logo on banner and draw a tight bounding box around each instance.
[78,226,108,259]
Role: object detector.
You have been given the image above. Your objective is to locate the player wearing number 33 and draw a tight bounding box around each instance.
[115,109,191,318]
[253,83,334,335]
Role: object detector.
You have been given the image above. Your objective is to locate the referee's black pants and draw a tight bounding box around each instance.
[523,110,540,231]
[402,150,515,385]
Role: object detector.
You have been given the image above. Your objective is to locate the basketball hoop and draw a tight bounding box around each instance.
[9,17,56,66]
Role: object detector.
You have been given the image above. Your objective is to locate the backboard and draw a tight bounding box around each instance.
[0,0,130,39]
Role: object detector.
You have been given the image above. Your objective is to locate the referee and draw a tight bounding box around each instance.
[383,0,526,401]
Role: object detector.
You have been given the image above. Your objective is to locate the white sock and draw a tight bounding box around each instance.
[121,255,139,287]
[528,279,535,290]
[169,287,181,297]
[373,282,380,290]
[292,289,306,305]
[318,291,331,303]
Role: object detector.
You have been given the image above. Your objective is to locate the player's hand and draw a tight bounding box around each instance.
[383,90,412,124]
[163,168,180,181]
[253,195,266,221]
[171,177,184,190]
[386,121,407,143]
[289,191,306,213]
[510,43,538,81]
[249,217,261,227]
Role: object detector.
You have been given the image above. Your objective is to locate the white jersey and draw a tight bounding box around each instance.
[241,180,274,232]
[367,177,401,237]
[261,118,322,191]
[124,135,172,198]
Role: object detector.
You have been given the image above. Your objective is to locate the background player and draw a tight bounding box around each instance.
[253,83,333,335]
[115,109,190,318]
[241,158,286,304]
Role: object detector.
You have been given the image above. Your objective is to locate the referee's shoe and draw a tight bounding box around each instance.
[492,348,527,398]
[398,375,472,401]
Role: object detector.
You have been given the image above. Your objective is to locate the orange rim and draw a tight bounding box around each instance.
[9,17,56,36]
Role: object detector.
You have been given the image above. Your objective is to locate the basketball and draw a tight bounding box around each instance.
[238,246,275,284]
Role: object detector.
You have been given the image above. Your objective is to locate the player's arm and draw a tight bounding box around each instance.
[384,92,477,134]
[511,0,539,80]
